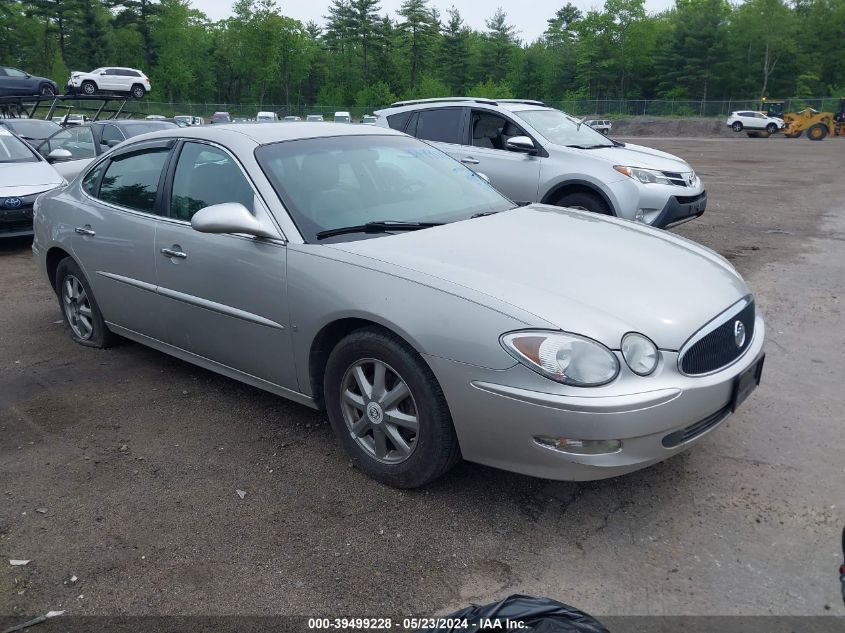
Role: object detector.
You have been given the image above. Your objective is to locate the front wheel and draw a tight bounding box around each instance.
[39,84,56,96]
[324,327,460,488]
[55,258,117,348]
[731,121,743,132]
[81,80,97,96]
[766,123,778,134]
[807,123,828,141]
[130,84,146,99]
[553,191,611,215]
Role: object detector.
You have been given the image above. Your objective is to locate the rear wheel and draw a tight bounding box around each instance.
[553,191,611,215]
[807,123,828,141]
[731,121,743,132]
[81,80,97,96]
[324,327,460,488]
[130,84,146,99]
[55,258,117,348]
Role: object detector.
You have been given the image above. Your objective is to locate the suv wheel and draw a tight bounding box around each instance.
[55,258,117,348]
[324,327,460,488]
[553,191,611,215]
[731,121,743,132]
[766,123,778,134]
[130,84,146,99]
[81,80,97,96]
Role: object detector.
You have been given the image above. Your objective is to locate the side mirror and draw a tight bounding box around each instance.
[99,71,107,75]
[506,136,537,154]
[47,148,73,163]
[190,203,276,239]
[104,139,121,147]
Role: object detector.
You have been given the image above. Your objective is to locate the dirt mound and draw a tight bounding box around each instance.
[611,116,735,137]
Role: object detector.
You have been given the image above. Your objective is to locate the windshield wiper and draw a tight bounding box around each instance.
[316,220,443,240]
[565,144,613,149]
[470,210,502,218]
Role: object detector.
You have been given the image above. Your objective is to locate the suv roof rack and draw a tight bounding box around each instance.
[387,97,498,107]
[496,99,546,106]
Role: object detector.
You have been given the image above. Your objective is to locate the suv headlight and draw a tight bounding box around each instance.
[614,165,671,185]
[501,331,619,387]
[621,333,659,376]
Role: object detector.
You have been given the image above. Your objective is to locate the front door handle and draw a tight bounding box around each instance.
[74,226,96,236]
[160,247,187,259]
[461,157,480,165]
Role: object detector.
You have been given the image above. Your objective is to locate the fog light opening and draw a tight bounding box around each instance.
[534,436,622,455]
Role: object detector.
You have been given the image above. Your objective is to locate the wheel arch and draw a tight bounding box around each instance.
[46,246,73,293]
[540,179,616,216]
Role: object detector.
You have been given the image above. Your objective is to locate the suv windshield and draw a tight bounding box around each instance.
[513,109,613,147]
[256,135,513,243]
[0,128,38,163]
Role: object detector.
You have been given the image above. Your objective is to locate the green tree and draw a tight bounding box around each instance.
[397,0,439,90]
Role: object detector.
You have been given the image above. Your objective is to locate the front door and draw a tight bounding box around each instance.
[69,142,173,340]
[153,140,296,390]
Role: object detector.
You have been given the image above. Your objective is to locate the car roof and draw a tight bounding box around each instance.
[375,98,552,115]
[129,122,405,146]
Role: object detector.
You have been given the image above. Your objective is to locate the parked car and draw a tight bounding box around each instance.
[61,114,89,126]
[361,114,378,125]
[306,114,324,122]
[334,111,351,123]
[0,118,62,144]
[37,119,177,180]
[585,119,612,134]
[376,97,706,228]
[145,114,167,120]
[192,116,205,126]
[726,111,784,134]
[66,67,150,99]
[0,127,64,238]
[283,116,302,122]
[257,111,279,122]
[210,112,232,124]
[33,123,764,488]
[174,115,194,126]
[0,67,59,97]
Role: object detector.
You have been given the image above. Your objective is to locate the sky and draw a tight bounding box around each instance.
[190,0,676,43]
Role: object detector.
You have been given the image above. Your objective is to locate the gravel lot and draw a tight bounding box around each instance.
[1,136,844,621]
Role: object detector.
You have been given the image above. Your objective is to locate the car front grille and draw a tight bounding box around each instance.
[662,404,731,448]
[679,298,755,375]
[0,203,34,233]
[662,171,695,187]
[675,192,707,205]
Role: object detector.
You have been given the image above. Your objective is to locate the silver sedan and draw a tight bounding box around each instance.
[32,123,765,488]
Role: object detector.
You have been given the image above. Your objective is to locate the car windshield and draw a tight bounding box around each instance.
[256,135,514,243]
[0,128,38,163]
[513,109,614,147]
[1,119,60,140]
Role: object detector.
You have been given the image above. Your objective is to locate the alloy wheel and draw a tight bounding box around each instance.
[63,275,94,340]
[340,358,419,464]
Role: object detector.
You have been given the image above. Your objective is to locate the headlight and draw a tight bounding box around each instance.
[501,331,619,387]
[613,165,671,185]
[621,333,659,376]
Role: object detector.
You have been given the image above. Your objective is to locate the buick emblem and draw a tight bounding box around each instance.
[3,197,22,209]
[734,320,746,348]
[366,401,383,424]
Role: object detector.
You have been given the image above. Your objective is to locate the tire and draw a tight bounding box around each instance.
[731,121,743,132]
[766,123,778,134]
[323,326,461,488]
[81,80,97,96]
[553,191,611,215]
[807,123,828,141]
[39,83,56,96]
[130,84,146,99]
[55,258,117,348]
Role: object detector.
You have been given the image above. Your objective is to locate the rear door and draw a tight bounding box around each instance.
[153,140,296,390]
[69,141,174,340]
[402,107,468,164]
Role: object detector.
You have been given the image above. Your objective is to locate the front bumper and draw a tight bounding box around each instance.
[653,191,707,229]
[425,315,764,481]
[0,194,38,238]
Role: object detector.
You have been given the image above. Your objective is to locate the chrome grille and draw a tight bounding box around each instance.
[679,298,755,375]
[662,171,695,187]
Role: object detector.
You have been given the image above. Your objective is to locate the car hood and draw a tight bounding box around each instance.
[566,142,693,173]
[330,206,748,350]
[0,161,64,196]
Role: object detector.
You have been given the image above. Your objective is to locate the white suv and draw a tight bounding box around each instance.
[67,67,151,99]
[726,111,784,134]
[375,98,706,228]
[586,119,612,134]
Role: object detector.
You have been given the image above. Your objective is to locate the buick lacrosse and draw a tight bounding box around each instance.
[33,124,764,488]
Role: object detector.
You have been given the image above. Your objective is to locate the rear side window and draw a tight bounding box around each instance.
[411,108,464,144]
[386,111,413,132]
[98,147,170,214]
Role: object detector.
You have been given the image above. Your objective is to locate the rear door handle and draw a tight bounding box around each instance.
[160,248,187,259]
[74,227,96,236]
[461,157,480,165]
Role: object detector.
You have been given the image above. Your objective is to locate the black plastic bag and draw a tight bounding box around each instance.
[421,594,610,632]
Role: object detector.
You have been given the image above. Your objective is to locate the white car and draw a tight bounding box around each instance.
[334,111,351,123]
[726,111,783,134]
[585,119,612,134]
[282,115,301,122]
[257,111,279,122]
[67,67,151,99]
[306,114,324,122]
[145,114,166,120]
[174,115,194,126]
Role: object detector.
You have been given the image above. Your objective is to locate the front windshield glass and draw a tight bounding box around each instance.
[256,135,514,243]
[513,109,613,147]
[3,120,61,140]
[0,128,38,163]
